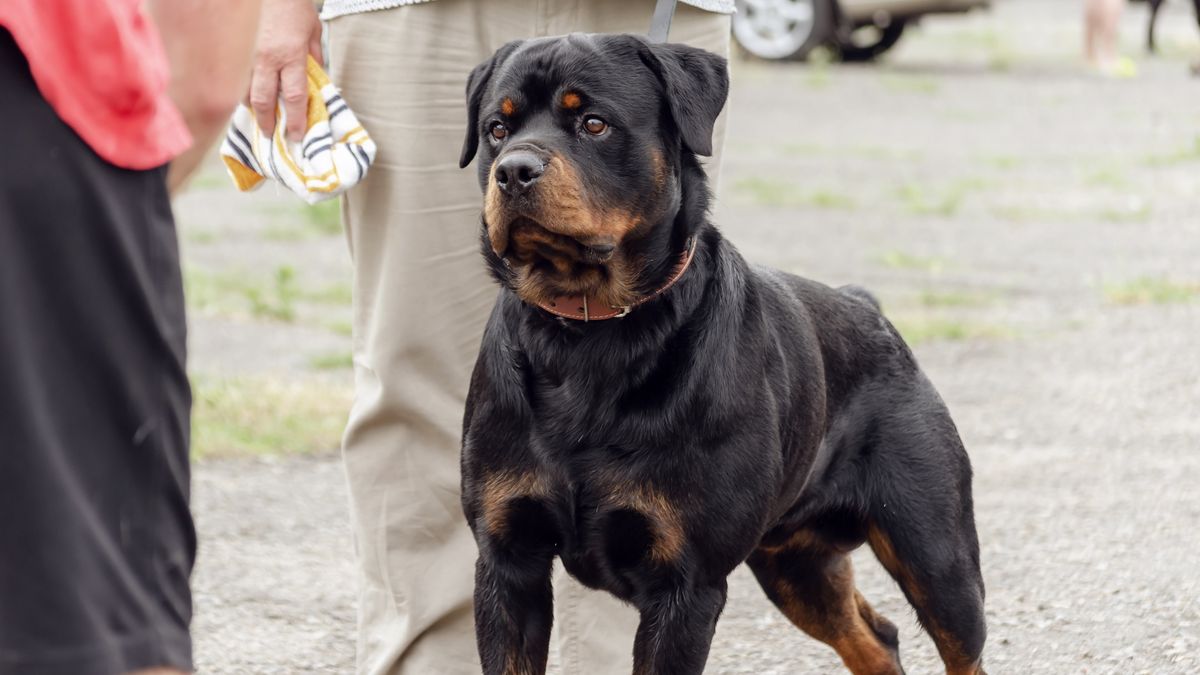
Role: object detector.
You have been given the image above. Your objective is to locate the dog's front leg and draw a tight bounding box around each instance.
[631,579,728,675]
[473,548,554,675]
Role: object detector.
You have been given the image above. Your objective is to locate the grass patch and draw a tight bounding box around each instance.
[805,63,832,89]
[324,319,354,337]
[192,375,351,458]
[990,205,1065,224]
[1144,136,1200,167]
[852,145,922,161]
[308,352,353,371]
[185,265,298,322]
[1084,166,1129,188]
[1097,200,1152,224]
[184,265,351,322]
[881,74,940,95]
[299,281,353,305]
[876,251,948,274]
[262,199,344,241]
[779,142,826,156]
[244,266,300,321]
[185,228,219,245]
[918,290,994,308]
[988,49,1016,73]
[896,178,986,217]
[1104,277,1200,305]
[890,316,1012,345]
[983,155,1022,170]
[305,199,343,234]
[733,178,856,210]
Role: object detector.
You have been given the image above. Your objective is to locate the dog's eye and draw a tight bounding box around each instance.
[583,117,608,135]
[490,123,508,141]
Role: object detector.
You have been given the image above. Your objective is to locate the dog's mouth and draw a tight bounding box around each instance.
[498,217,617,265]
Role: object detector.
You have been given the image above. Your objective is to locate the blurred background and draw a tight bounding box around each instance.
[177,0,1199,671]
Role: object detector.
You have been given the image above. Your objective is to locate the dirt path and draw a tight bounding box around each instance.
[185,1,1200,672]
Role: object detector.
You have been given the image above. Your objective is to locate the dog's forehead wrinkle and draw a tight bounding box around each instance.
[502,34,639,87]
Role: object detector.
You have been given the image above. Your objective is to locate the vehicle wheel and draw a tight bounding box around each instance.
[732,0,835,62]
[834,19,906,62]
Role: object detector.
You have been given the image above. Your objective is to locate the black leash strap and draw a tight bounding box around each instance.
[648,0,678,43]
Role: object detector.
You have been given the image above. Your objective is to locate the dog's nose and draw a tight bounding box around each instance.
[495,151,544,196]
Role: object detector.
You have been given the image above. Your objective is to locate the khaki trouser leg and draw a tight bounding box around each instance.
[327,3,729,674]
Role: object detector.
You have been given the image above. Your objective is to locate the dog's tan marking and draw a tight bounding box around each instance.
[753,548,903,675]
[867,526,986,673]
[604,484,686,564]
[757,527,828,554]
[561,91,582,109]
[650,148,668,191]
[867,525,925,606]
[481,471,546,539]
[501,97,516,116]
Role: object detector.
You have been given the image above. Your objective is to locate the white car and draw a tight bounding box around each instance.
[733,0,991,61]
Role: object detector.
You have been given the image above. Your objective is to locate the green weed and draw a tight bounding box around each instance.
[1105,277,1200,305]
[191,375,351,458]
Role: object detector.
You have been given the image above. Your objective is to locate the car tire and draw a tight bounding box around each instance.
[834,19,907,62]
[732,0,836,62]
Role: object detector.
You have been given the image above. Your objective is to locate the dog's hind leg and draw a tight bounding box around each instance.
[864,398,988,675]
[747,536,904,675]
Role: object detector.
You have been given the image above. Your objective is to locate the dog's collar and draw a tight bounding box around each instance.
[534,238,698,322]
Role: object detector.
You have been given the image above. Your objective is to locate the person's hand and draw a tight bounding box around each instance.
[249,0,324,142]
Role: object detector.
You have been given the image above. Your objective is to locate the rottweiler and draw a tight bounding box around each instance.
[458,33,987,675]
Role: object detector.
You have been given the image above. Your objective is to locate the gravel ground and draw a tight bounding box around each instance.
[184,1,1200,672]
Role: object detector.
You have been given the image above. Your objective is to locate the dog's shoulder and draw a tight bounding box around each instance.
[746,262,917,386]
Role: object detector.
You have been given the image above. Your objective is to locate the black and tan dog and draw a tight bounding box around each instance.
[458,34,987,675]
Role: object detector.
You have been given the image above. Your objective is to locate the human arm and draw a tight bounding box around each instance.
[146,0,263,192]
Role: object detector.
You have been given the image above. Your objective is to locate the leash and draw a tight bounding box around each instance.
[648,0,678,43]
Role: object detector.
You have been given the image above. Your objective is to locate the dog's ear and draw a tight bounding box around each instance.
[460,41,523,169]
[638,41,729,157]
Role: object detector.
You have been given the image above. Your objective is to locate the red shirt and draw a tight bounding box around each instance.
[0,0,191,170]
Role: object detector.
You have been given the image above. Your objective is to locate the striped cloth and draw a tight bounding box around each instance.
[220,55,375,204]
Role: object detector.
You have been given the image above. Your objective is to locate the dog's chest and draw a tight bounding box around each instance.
[554,460,688,596]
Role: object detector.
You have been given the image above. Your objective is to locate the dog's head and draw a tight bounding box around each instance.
[460,34,728,308]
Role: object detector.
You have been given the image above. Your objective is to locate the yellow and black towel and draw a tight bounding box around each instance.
[220,56,375,204]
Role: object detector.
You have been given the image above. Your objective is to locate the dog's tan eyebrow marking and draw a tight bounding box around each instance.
[501,97,516,116]
[561,92,582,110]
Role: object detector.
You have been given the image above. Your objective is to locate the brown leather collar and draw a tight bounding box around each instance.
[534,238,698,322]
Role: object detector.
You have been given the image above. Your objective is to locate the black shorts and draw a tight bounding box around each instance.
[0,31,194,675]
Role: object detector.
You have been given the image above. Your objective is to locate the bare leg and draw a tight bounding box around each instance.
[1085,0,1128,68]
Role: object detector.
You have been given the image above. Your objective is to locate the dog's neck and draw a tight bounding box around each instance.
[532,236,698,321]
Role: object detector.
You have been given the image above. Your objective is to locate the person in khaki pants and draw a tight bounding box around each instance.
[249,1,731,673]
